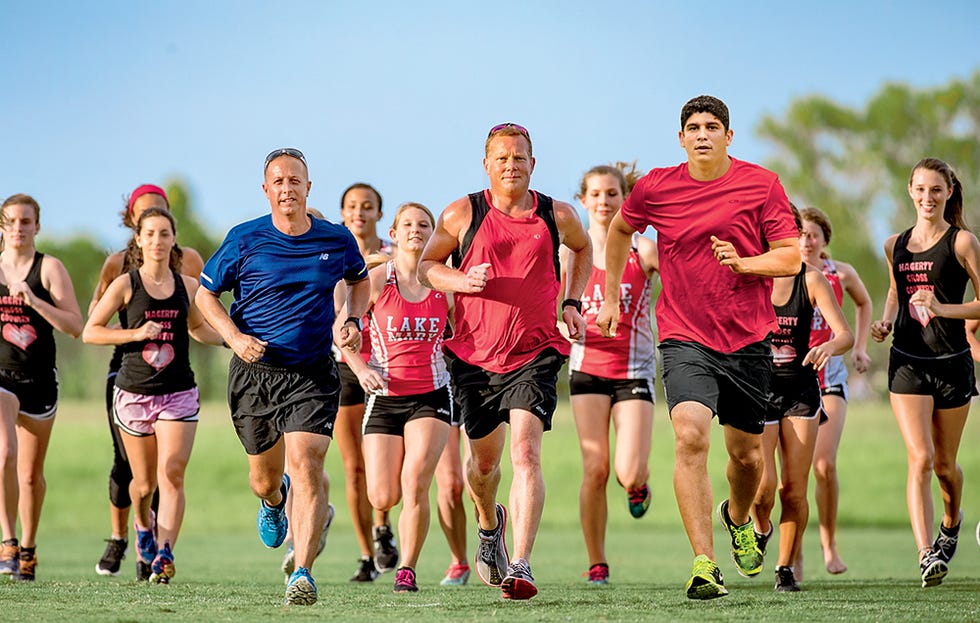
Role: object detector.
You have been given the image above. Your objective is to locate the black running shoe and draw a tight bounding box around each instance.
[932,511,962,564]
[920,550,948,588]
[755,524,773,557]
[96,537,127,576]
[774,566,800,592]
[373,524,399,573]
[136,560,152,582]
[393,566,419,593]
[350,556,379,582]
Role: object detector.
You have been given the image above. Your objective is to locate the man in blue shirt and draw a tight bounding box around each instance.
[196,148,369,605]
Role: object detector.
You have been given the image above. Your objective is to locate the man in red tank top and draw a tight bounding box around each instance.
[419,123,592,600]
[598,96,800,600]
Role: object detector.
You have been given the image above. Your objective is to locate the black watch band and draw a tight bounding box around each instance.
[345,316,363,331]
[561,298,583,313]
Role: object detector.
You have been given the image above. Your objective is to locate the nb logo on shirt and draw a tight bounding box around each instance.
[319,253,330,260]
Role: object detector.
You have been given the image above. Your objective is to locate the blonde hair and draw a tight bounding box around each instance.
[576,161,644,199]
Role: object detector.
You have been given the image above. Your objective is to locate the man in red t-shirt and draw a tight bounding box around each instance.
[419,123,592,600]
[597,96,800,600]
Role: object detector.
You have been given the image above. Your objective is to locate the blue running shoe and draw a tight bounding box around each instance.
[149,541,175,584]
[258,474,290,549]
[135,525,157,566]
[285,567,318,605]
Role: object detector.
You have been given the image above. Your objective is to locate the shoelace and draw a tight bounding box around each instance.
[509,559,532,578]
[628,487,648,505]
[260,506,284,528]
[587,564,609,582]
[733,524,758,552]
[395,568,416,585]
[935,532,957,551]
[692,557,717,578]
[103,539,126,559]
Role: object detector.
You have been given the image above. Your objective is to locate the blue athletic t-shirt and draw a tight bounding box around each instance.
[200,214,367,366]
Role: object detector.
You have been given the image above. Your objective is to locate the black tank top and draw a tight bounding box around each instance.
[0,252,57,374]
[771,265,814,382]
[115,270,195,395]
[892,226,969,358]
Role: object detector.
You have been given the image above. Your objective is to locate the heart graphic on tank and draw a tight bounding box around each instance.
[143,343,175,370]
[771,344,795,367]
[909,302,934,327]
[3,324,37,350]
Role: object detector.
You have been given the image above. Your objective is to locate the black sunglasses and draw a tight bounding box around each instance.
[264,148,307,169]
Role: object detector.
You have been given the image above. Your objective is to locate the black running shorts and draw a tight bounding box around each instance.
[0,366,59,419]
[765,376,823,424]
[659,338,771,435]
[228,355,340,455]
[888,349,977,409]
[337,362,366,406]
[569,370,654,405]
[363,386,453,436]
[446,348,565,440]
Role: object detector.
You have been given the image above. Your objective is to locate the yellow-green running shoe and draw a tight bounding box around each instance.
[686,555,728,600]
[717,499,763,577]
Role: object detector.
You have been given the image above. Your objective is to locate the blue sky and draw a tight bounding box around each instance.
[3,0,978,251]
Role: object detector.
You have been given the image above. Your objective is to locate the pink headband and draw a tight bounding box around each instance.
[127,184,169,215]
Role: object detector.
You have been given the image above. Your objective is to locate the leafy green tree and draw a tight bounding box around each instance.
[163,179,227,400]
[757,70,980,387]
[37,234,110,400]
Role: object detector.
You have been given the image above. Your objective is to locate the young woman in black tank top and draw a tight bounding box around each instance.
[88,184,205,579]
[871,158,980,588]
[751,253,852,592]
[83,208,222,585]
[0,194,83,582]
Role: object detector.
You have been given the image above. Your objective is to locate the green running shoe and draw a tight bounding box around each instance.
[627,484,651,518]
[686,555,728,600]
[717,499,763,577]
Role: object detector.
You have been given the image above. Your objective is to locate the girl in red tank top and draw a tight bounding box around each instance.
[565,164,658,584]
[344,202,463,592]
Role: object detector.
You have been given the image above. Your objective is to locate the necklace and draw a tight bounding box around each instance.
[140,270,170,287]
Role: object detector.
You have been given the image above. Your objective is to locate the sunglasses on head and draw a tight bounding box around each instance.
[487,123,529,139]
[264,148,307,169]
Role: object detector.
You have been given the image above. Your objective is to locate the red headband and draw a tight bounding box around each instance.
[127,184,169,215]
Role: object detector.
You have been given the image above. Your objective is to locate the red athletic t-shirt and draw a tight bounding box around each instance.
[447,191,569,373]
[620,158,797,353]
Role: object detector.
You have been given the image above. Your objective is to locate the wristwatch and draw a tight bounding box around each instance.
[344,316,363,331]
[561,298,583,313]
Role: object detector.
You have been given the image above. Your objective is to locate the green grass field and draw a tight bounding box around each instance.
[1,399,978,622]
